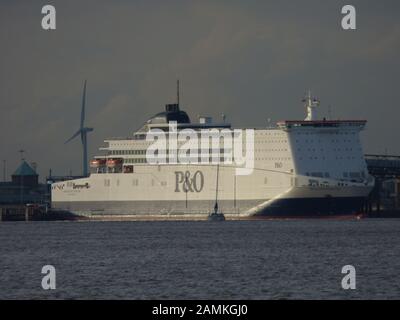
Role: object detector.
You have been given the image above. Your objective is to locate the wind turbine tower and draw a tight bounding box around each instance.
[65,80,93,177]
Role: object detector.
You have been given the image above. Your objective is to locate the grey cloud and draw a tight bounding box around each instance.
[0,0,399,179]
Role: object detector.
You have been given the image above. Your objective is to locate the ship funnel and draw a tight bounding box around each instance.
[165,103,180,112]
[303,90,320,121]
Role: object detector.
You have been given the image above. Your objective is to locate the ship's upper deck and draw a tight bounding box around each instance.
[277,119,367,130]
[103,92,367,143]
[102,103,232,141]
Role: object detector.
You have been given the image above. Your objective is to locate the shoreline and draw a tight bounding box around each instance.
[1,211,400,222]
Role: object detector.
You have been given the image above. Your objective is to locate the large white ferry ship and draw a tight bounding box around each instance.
[51,91,374,219]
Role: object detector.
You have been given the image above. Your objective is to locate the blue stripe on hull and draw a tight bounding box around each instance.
[256,197,365,217]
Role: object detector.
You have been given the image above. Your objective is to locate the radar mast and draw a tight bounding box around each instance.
[303,90,320,121]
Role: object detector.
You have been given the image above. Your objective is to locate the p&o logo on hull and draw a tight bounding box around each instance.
[175,171,204,193]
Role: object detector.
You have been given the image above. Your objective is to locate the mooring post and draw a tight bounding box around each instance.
[25,206,29,222]
[0,208,2,222]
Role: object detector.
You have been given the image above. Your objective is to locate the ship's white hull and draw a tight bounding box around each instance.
[51,165,373,218]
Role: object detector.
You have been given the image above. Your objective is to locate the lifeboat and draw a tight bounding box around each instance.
[90,159,106,168]
[106,158,122,168]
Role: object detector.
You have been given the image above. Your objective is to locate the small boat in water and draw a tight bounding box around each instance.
[208,164,225,222]
[208,203,225,222]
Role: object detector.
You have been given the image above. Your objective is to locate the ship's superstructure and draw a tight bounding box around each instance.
[51,91,374,218]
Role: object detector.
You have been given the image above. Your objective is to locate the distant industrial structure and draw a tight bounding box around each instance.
[365,154,400,215]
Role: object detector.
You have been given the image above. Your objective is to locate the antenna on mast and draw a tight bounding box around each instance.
[302,90,320,121]
[2,159,6,182]
[177,79,180,106]
[18,149,25,161]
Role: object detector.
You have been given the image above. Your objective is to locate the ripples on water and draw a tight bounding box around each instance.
[0,219,399,299]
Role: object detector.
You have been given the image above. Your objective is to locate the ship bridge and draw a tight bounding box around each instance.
[277,119,367,130]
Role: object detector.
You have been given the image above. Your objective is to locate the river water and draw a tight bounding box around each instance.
[0,219,399,299]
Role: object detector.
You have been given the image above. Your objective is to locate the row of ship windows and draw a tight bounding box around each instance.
[103,173,361,188]
[103,177,300,187]
[344,172,366,178]
[296,132,356,135]
[109,147,359,156]
[109,149,233,156]
[305,172,365,178]
[297,148,358,152]
[109,150,146,155]
[112,141,289,149]
[296,139,355,144]
[103,179,167,187]
[299,156,363,161]
[255,140,288,144]
[106,156,362,163]
[257,157,291,161]
[255,149,288,152]
[122,156,362,164]
[124,157,231,164]
[106,157,294,165]
[257,132,285,136]
[110,132,355,146]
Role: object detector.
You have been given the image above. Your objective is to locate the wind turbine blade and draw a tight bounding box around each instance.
[64,130,81,144]
[80,80,87,129]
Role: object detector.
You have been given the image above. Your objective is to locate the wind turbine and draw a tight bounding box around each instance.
[65,80,93,176]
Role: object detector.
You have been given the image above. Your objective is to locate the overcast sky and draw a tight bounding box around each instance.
[1,0,399,180]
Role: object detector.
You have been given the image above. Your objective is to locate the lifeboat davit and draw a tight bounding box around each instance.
[90,159,106,168]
